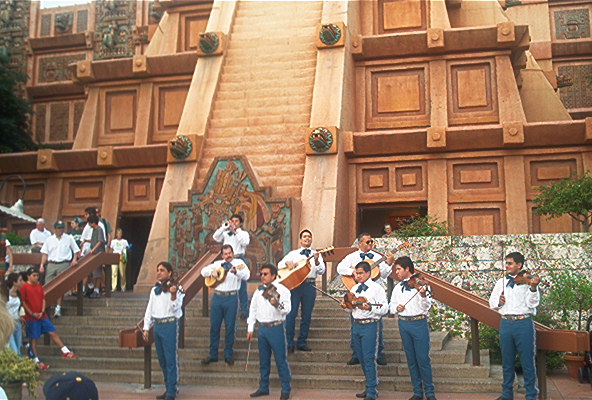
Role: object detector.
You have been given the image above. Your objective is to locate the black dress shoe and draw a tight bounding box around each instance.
[288,347,294,354]
[297,345,311,352]
[347,357,360,365]
[376,357,387,366]
[201,358,218,365]
[426,396,437,400]
[164,397,175,400]
[250,389,269,397]
[156,393,166,400]
[356,391,366,398]
[408,396,423,400]
[364,397,376,400]
[280,392,290,400]
[225,358,234,366]
[495,397,510,400]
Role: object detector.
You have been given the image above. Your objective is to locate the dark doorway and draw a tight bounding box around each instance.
[358,203,427,237]
[118,213,153,291]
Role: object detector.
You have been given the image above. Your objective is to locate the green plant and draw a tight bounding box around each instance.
[5,232,30,246]
[0,349,39,397]
[533,172,592,232]
[395,215,451,238]
[546,270,592,331]
[428,301,467,337]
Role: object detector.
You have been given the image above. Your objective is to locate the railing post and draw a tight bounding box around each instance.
[77,281,84,316]
[322,269,327,292]
[537,349,547,399]
[470,317,481,366]
[202,286,209,317]
[144,345,152,389]
[105,264,112,298]
[179,315,185,349]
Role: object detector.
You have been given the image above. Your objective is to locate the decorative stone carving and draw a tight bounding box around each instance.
[169,157,293,271]
[199,32,220,54]
[38,54,86,83]
[168,135,193,160]
[554,8,591,40]
[0,0,30,74]
[557,64,592,109]
[93,0,137,60]
[54,12,73,34]
[320,23,341,45]
[308,127,334,153]
[149,2,164,25]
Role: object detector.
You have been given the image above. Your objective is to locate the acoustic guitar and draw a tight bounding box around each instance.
[277,246,334,290]
[341,241,410,290]
[204,263,247,288]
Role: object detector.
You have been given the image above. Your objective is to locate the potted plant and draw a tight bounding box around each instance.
[0,349,39,399]
[546,270,592,380]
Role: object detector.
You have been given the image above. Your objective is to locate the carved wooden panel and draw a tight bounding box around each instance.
[448,160,504,203]
[376,0,427,34]
[366,64,430,129]
[179,13,209,52]
[447,59,498,126]
[357,162,427,203]
[152,82,190,143]
[121,175,165,212]
[62,179,104,215]
[452,207,503,235]
[98,87,138,146]
[525,156,580,200]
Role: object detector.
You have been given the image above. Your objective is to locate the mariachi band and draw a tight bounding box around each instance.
[143,225,542,400]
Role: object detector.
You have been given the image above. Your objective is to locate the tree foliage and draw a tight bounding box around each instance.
[0,54,36,153]
[546,270,592,331]
[533,172,592,232]
[394,215,451,238]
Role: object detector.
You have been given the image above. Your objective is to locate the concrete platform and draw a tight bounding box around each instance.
[22,371,592,400]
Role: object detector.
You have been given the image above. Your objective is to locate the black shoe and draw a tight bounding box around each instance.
[288,347,294,354]
[408,396,423,400]
[201,358,218,365]
[225,357,234,366]
[280,392,290,400]
[365,397,376,400]
[156,393,166,400]
[164,397,175,400]
[494,397,510,400]
[426,396,437,400]
[297,345,311,352]
[250,390,269,397]
[376,357,387,366]
[356,391,367,398]
[347,357,360,365]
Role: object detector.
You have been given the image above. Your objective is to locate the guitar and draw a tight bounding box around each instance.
[204,263,247,288]
[341,241,410,290]
[277,246,334,290]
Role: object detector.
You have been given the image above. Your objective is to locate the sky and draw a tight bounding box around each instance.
[40,0,91,8]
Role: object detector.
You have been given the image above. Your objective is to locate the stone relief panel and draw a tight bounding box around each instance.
[49,103,70,142]
[553,8,591,40]
[376,0,427,34]
[0,0,30,74]
[94,0,137,59]
[169,157,293,271]
[54,11,73,35]
[557,63,592,110]
[37,53,86,83]
[448,160,504,203]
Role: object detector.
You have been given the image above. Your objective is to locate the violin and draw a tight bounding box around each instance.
[161,277,185,294]
[513,270,550,288]
[262,284,284,310]
[342,292,383,310]
[407,273,431,295]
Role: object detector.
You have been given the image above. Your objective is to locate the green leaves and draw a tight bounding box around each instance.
[0,349,39,397]
[546,270,592,330]
[395,215,451,238]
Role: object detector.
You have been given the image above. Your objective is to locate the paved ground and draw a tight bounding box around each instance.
[22,371,591,400]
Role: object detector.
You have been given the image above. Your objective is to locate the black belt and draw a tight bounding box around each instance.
[353,318,379,325]
[215,290,238,296]
[48,260,70,264]
[154,317,177,324]
[260,320,284,328]
[305,278,316,284]
[398,315,427,322]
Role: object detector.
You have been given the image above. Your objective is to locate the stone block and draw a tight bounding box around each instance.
[75,60,94,82]
[503,122,524,144]
[427,127,446,148]
[427,28,444,48]
[97,146,116,167]
[132,55,150,75]
[37,149,57,171]
[497,22,515,43]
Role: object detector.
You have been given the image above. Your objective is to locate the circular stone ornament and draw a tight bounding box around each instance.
[319,24,342,46]
[309,127,334,153]
[199,32,220,54]
[169,135,193,160]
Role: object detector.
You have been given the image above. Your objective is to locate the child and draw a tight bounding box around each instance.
[110,228,129,292]
[20,267,78,370]
[5,272,24,355]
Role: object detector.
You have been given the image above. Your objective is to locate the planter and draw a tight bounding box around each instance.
[564,354,586,380]
[3,381,23,400]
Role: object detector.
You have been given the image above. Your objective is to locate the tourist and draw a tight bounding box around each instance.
[29,218,51,252]
[5,272,24,356]
[110,228,129,292]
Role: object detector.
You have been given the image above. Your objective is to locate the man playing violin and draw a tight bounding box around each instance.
[248,264,292,400]
[390,256,437,400]
[337,233,394,365]
[143,261,185,400]
[201,244,250,366]
[489,252,541,400]
[340,261,388,400]
[278,229,326,353]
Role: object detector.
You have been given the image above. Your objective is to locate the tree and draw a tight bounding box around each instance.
[0,54,36,153]
[395,215,451,237]
[533,172,592,232]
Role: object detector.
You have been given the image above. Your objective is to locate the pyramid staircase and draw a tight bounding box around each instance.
[37,293,502,393]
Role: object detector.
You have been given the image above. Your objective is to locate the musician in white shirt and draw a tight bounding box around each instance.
[200,244,249,365]
[247,264,292,400]
[212,214,250,319]
[340,261,388,400]
[390,256,436,400]
[336,233,393,366]
[278,229,325,353]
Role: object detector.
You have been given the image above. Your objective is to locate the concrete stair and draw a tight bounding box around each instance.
[196,0,323,199]
[37,295,501,393]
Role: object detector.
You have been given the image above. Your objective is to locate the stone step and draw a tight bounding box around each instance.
[204,127,305,139]
[222,60,316,75]
[208,114,310,129]
[213,95,313,111]
[218,68,316,84]
[211,102,311,120]
[214,85,313,101]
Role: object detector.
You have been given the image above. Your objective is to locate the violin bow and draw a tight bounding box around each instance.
[313,286,343,304]
[245,339,252,371]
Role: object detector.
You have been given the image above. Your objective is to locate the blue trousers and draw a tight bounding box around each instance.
[399,318,435,398]
[500,317,538,400]
[351,317,384,360]
[154,320,179,398]
[257,323,291,394]
[352,321,379,398]
[209,293,238,360]
[8,320,22,356]
[236,255,249,318]
[286,281,316,349]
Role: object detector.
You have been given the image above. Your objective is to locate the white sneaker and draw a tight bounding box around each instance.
[53,307,61,318]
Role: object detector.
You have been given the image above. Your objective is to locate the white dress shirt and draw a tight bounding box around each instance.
[29,228,51,247]
[5,239,10,264]
[247,282,292,332]
[80,221,106,255]
[389,279,432,317]
[143,286,185,330]
[337,249,392,279]
[489,276,540,315]
[41,233,80,263]
[212,224,250,255]
[278,247,325,279]
[348,279,388,320]
[201,258,250,291]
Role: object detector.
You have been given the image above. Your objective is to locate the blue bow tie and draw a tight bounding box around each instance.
[154,282,163,295]
[227,231,235,236]
[222,261,233,271]
[258,284,268,291]
[506,275,516,288]
[360,252,374,260]
[401,280,413,292]
[355,283,368,294]
[300,248,311,257]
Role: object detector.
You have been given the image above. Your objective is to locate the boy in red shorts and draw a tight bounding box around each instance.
[20,267,78,370]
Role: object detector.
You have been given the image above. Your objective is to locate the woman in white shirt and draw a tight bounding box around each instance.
[5,272,25,356]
